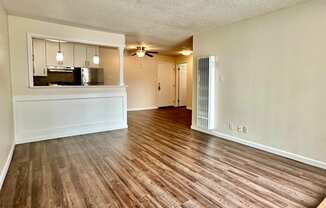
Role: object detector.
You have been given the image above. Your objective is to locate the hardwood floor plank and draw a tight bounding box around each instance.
[13,161,30,207]
[0,107,325,208]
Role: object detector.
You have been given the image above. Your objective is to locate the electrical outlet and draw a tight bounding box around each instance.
[237,126,243,133]
[242,126,248,133]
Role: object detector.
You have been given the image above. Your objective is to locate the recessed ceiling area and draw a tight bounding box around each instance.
[1,0,306,53]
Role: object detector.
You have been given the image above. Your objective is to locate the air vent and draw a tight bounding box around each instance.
[197,56,216,130]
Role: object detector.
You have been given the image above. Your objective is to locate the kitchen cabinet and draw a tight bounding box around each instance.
[62,42,74,67]
[74,44,100,68]
[32,39,47,76]
[46,41,59,66]
[86,45,95,68]
[86,45,100,68]
[46,41,74,67]
[74,43,87,67]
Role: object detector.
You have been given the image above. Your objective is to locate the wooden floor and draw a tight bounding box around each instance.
[1,107,326,208]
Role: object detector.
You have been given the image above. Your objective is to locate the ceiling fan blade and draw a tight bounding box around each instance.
[146,53,154,57]
[146,51,158,54]
[131,53,136,56]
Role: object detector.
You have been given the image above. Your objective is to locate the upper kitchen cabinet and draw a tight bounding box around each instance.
[45,41,57,66]
[74,44,100,68]
[86,45,100,68]
[46,41,74,67]
[32,38,47,76]
[62,42,74,67]
[74,43,87,67]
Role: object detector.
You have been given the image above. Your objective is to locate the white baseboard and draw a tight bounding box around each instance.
[0,143,15,191]
[16,122,128,144]
[128,107,158,111]
[191,126,326,170]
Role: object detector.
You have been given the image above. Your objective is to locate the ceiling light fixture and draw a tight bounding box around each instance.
[180,50,192,56]
[136,47,146,58]
[56,41,64,62]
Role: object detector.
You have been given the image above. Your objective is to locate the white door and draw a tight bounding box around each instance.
[177,64,187,107]
[157,62,175,107]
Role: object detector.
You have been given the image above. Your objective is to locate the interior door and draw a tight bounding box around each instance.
[157,62,175,107]
[177,64,187,107]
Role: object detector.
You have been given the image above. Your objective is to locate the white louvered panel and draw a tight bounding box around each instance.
[197,56,216,130]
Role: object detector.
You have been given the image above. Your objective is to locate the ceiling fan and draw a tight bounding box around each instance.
[130,46,158,58]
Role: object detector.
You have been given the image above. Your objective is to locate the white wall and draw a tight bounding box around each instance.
[125,55,176,110]
[0,2,14,189]
[100,47,120,85]
[193,0,326,164]
[98,52,181,110]
[14,92,127,144]
[7,16,128,143]
[8,15,125,96]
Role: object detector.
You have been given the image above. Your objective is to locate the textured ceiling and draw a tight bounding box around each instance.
[2,0,306,52]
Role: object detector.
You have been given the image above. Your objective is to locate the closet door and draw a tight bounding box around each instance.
[178,64,187,106]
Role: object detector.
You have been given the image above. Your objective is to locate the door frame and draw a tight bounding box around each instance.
[175,63,187,107]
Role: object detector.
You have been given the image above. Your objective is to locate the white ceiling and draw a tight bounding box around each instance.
[2,0,306,52]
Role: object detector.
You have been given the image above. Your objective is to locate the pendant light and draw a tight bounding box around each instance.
[93,47,100,65]
[56,41,64,62]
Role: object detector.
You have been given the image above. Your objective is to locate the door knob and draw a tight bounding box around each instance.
[158,83,161,91]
